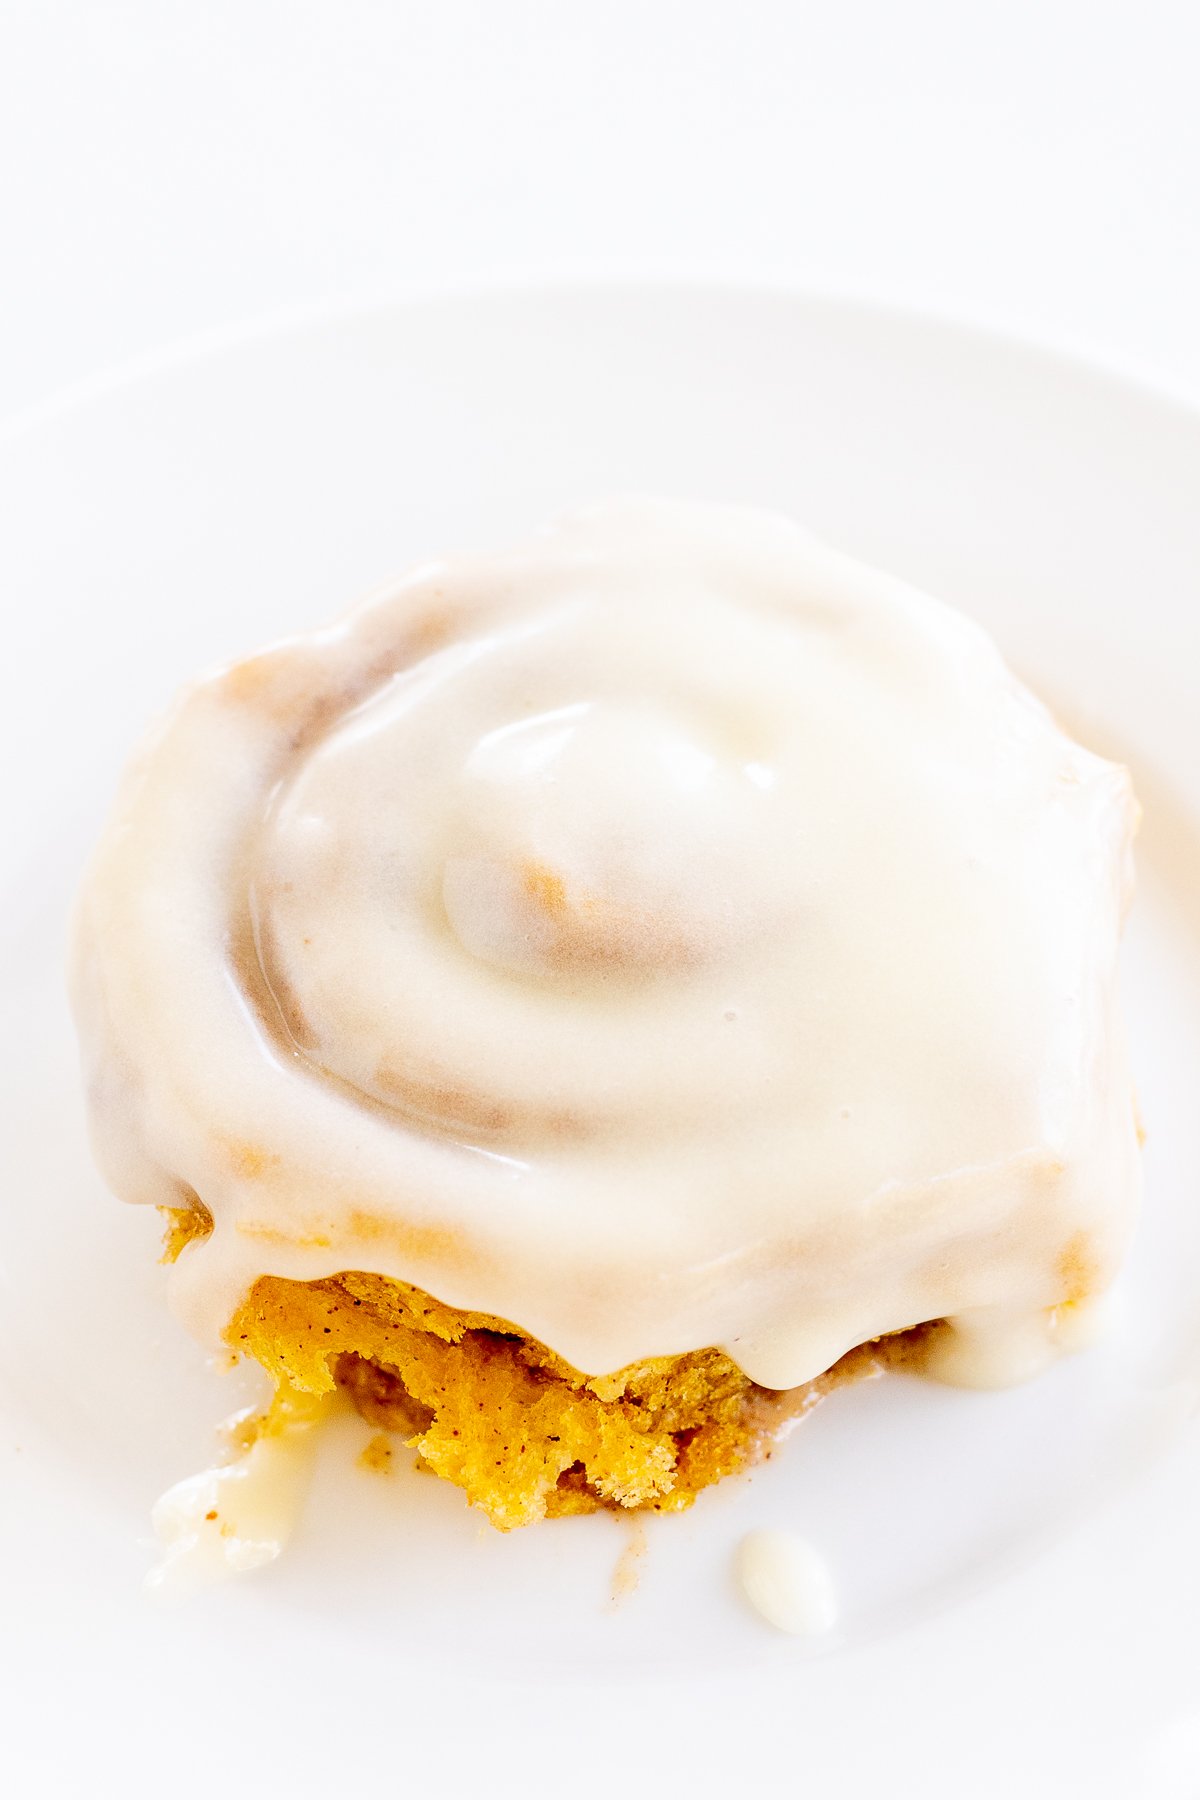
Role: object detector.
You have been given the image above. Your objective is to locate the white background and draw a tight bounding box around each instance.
[2,0,1199,421]
[5,12,1200,1794]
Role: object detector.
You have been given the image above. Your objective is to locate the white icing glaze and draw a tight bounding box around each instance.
[736,1528,839,1636]
[919,1290,1120,1388]
[145,1395,329,1599]
[71,500,1141,1389]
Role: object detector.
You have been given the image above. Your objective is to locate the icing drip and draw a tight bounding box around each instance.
[146,1392,329,1599]
[736,1529,839,1636]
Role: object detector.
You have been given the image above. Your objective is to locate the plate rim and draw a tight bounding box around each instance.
[5,271,1200,456]
[7,276,1200,1798]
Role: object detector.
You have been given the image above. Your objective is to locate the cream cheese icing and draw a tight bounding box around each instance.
[736,1529,839,1636]
[70,500,1141,1390]
[146,1394,330,1598]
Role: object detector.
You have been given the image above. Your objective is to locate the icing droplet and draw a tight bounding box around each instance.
[736,1528,839,1636]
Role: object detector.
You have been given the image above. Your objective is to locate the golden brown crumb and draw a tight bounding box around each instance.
[159,1199,214,1263]
[228,1269,924,1531]
[358,1433,395,1476]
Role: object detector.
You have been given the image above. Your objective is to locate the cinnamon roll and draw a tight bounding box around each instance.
[71,500,1142,1530]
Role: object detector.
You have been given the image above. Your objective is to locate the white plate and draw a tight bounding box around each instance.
[3,285,1200,1799]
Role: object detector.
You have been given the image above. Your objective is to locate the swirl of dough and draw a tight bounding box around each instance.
[71,500,1142,1387]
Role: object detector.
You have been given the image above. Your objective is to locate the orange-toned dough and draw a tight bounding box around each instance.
[225,1265,912,1530]
[159,1201,213,1263]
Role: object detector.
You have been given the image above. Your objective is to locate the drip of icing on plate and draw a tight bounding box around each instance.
[736,1529,839,1637]
[71,499,1142,1392]
[146,1390,330,1599]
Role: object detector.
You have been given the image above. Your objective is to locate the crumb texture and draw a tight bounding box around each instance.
[229,1269,897,1529]
[160,1200,213,1263]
